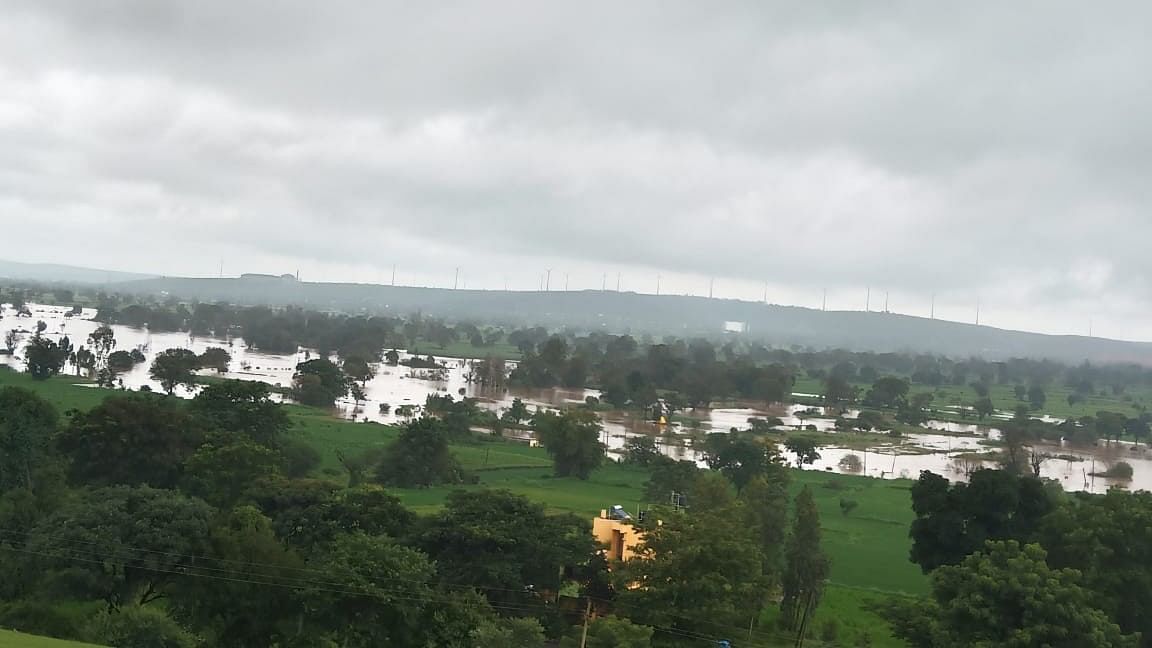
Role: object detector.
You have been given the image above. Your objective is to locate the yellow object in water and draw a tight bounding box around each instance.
[658,416,667,425]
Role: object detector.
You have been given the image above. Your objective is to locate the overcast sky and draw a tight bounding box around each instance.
[1,2,1149,339]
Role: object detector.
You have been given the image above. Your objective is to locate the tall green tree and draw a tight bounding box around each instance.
[909,469,1055,572]
[198,346,232,372]
[1038,489,1152,642]
[23,335,68,379]
[741,474,790,589]
[615,506,766,643]
[87,324,117,368]
[532,409,605,479]
[299,532,435,646]
[375,417,464,488]
[84,606,198,648]
[292,358,349,407]
[341,355,374,383]
[417,490,598,607]
[57,393,204,489]
[863,376,910,409]
[183,437,281,507]
[473,617,547,648]
[560,615,654,648]
[23,486,215,608]
[885,541,1136,648]
[169,505,305,648]
[190,380,290,447]
[149,347,202,395]
[702,433,787,490]
[780,486,830,638]
[0,387,58,493]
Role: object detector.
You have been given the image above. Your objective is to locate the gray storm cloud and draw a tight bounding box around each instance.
[1,1,1150,337]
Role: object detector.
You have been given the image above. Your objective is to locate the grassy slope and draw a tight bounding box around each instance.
[0,630,103,648]
[0,368,921,646]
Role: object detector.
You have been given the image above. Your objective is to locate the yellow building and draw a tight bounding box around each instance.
[592,508,646,562]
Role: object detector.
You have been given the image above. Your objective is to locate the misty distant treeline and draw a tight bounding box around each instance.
[103,275,1152,364]
[72,296,1152,413]
[6,272,1152,363]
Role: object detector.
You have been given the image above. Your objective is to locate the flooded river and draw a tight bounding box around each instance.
[1,303,1145,495]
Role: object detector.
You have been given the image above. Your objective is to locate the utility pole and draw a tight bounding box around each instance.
[218,258,223,278]
[579,597,592,648]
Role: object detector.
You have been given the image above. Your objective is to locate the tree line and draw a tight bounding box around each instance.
[884,467,1151,646]
[0,373,836,647]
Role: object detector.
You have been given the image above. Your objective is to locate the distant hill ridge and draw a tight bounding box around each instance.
[111,275,1152,365]
[0,259,154,284]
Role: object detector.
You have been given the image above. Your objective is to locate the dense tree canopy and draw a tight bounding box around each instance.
[532,409,605,479]
[886,541,1136,648]
[0,386,58,493]
[57,394,204,489]
[375,417,465,488]
[909,469,1055,572]
[291,358,349,407]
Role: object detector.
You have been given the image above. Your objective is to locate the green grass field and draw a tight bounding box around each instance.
[0,630,102,648]
[0,367,922,646]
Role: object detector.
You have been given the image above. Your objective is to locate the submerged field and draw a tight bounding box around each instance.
[0,368,922,646]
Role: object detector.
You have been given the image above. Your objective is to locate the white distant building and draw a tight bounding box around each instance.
[723,321,747,333]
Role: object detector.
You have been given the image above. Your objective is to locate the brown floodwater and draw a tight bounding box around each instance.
[0,303,1141,495]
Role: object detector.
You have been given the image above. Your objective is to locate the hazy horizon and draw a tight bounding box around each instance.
[2,2,1150,340]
